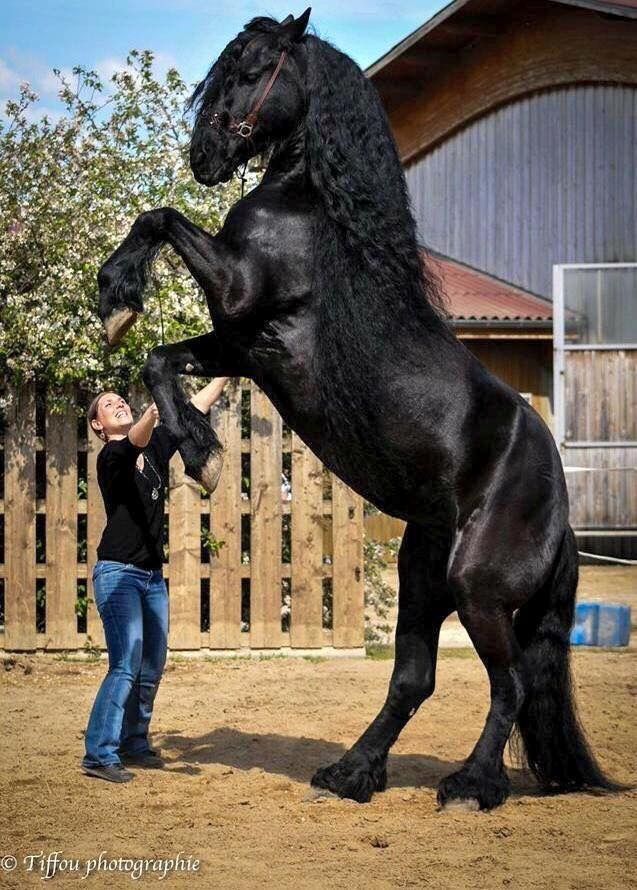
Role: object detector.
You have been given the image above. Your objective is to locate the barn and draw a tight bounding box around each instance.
[366,0,637,557]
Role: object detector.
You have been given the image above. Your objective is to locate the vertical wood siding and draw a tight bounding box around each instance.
[406,85,637,298]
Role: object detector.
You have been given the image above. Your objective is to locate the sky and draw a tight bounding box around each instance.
[0,0,448,120]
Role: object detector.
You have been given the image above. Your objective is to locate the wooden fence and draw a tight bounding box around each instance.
[0,381,364,654]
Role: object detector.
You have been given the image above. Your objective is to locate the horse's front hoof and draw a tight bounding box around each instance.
[200,449,224,494]
[437,764,510,812]
[181,440,224,495]
[311,755,387,804]
[103,307,138,347]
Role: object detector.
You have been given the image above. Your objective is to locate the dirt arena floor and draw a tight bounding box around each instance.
[1,567,636,890]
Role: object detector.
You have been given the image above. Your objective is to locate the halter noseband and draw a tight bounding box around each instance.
[210,49,288,140]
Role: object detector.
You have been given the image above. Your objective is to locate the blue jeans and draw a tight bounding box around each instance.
[82,560,169,767]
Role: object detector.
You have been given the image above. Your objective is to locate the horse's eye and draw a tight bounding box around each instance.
[244,71,262,85]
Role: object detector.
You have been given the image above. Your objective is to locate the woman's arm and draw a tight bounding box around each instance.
[189,377,230,415]
[128,403,160,448]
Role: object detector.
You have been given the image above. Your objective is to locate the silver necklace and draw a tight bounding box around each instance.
[136,452,163,501]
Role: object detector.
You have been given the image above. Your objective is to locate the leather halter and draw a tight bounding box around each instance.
[210,50,288,139]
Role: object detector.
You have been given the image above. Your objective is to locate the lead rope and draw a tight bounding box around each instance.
[239,159,249,200]
[158,288,165,346]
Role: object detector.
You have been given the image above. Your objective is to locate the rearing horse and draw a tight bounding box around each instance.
[97,9,614,809]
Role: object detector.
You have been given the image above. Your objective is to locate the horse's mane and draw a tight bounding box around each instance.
[303,35,445,318]
[302,35,450,471]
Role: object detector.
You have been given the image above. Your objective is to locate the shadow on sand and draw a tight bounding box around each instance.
[158,727,537,794]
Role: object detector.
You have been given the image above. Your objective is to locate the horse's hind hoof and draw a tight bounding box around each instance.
[438,797,481,813]
[303,786,339,802]
[311,754,387,804]
[437,764,510,812]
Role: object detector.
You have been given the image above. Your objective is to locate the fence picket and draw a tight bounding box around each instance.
[45,385,79,649]
[210,383,243,649]
[290,433,323,648]
[167,452,202,649]
[332,478,364,648]
[4,382,37,650]
[249,383,283,648]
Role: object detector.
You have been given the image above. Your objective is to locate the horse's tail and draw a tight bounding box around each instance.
[512,526,618,792]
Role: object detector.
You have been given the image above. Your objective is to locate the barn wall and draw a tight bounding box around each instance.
[378,1,637,163]
[463,338,552,400]
[406,84,637,299]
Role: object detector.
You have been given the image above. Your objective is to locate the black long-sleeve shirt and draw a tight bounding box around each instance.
[96,424,180,570]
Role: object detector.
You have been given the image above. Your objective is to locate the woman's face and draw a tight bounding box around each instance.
[92,392,134,441]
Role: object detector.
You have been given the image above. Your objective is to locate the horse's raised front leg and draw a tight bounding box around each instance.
[142,332,241,493]
[97,207,255,490]
[311,523,453,803]
[97,207,235,347]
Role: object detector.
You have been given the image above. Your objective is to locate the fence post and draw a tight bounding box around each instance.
[167,451,202,650]
[332,478,364,648]
[249,383,283,648]
[290,433,324,648]
[4,381,37,650]
[210,382,243,649]
[45,383,79,650]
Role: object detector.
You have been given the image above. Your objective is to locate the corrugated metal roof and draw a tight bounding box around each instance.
[426,253,554,321]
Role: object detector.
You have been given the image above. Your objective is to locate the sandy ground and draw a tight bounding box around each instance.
[1,639,635,890]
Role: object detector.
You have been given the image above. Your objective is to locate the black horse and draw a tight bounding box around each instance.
[97,10,615,809]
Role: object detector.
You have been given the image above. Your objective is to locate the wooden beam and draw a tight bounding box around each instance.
[437,14,504,37]
[365,0,474,77]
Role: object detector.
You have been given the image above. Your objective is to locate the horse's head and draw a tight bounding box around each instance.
[189,10,311,186]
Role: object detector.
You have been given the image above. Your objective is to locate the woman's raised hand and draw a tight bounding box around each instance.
[145,402,160,424]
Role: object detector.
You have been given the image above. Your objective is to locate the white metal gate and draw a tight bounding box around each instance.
[553,263,637,537]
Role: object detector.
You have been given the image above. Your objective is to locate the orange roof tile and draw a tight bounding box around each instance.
[426,253,554,322]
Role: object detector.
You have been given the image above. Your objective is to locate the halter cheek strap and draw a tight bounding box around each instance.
[210,50,288,140]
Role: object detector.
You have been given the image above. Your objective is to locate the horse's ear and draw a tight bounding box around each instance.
[279,8,311,42]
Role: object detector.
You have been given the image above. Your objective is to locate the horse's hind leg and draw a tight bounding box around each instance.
[438,558,527,811]
[311,523,453,803]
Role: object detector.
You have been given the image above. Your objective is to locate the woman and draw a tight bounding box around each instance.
[82,378,228,783]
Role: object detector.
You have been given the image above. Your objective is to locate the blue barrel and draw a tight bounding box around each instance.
[570,603,599,646]
[597,604,631,647]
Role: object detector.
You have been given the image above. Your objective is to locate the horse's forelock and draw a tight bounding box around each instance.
[187,18,285,114]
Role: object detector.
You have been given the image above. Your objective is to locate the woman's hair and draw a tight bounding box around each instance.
[88,391,114,442]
